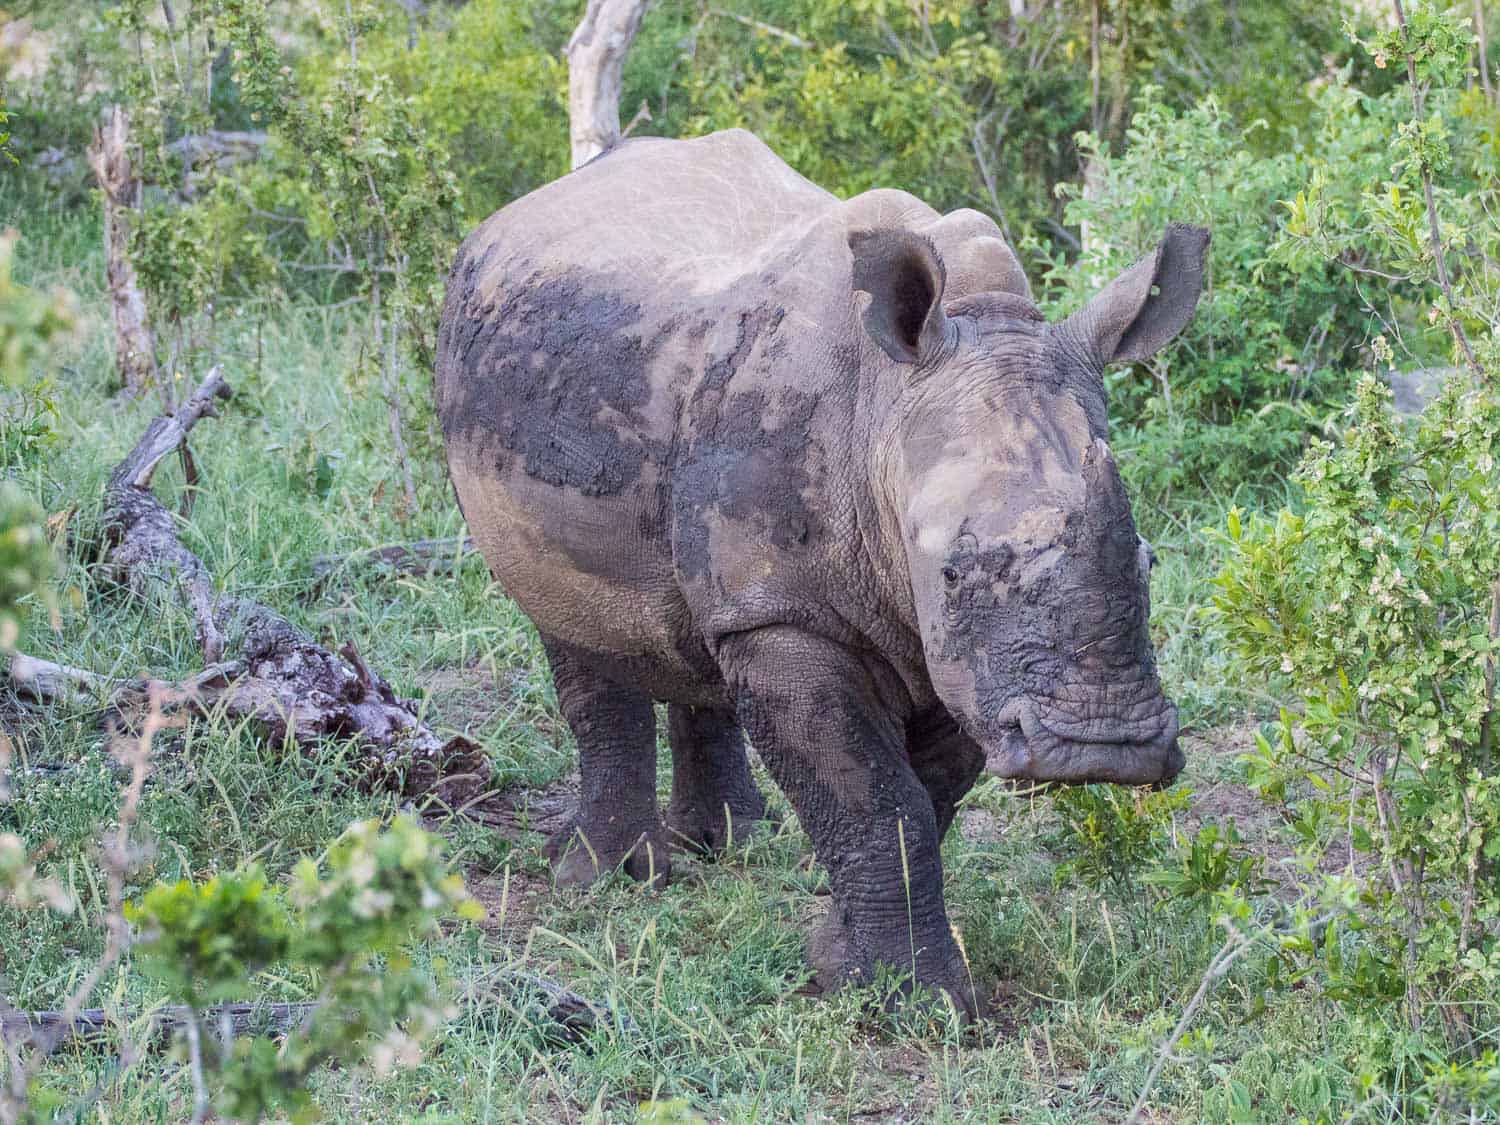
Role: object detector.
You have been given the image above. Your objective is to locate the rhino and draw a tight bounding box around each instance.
[436,129,1204,1014]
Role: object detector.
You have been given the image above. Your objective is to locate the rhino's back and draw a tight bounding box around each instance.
[436,132,851,695]
[459,129,839,299]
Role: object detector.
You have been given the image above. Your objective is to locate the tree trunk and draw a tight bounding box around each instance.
[86,106,157,397]
[1080,153,1103,260]
[1478,0,1495,102]
[566,0,650,170]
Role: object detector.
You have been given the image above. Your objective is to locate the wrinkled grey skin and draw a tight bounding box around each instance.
[436,129,1206,1015]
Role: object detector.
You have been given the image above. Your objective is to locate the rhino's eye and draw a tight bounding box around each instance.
[941,566,961,590]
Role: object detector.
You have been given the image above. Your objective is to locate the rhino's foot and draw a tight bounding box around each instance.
[807,905,980,1022]
[544,817,672,889]
[665,791,770,854]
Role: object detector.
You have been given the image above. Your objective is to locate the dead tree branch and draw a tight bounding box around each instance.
[7,653,114,706]
[566,0,650,169]
[92,366,490,806]
[86,106,158,397]
[4,969,631,1052]
[1,1001,313,1050]
[102,365,232,660]
[706,8,812,48]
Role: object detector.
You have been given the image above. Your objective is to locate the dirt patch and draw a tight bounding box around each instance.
[1178,724,1382,888]
[1178,725,1279,839]
[958,806,1004,845]
[467,866,552,946]
[463,776,576,841]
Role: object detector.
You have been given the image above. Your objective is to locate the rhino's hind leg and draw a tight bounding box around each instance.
[906,707,986,841]
[665,704,768,853]
[542,638,670,888]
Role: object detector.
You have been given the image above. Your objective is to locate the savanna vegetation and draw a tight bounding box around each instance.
[1,0,1498,1120]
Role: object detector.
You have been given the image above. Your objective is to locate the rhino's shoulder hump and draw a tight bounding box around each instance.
[841,188,943,233]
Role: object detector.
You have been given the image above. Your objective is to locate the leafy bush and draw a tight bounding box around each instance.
[374,1,568,221]
[1208,4,1500,1107]
[1034,89,1380,506]
[633,0,1356,260]
[1213,374,1500,1108]
[0,229,73,648]
[127,816,481,1122]
[1050,782,1189,899]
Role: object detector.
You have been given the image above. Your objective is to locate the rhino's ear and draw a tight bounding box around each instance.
[1067,223,1209,366]
[848,228,950,366]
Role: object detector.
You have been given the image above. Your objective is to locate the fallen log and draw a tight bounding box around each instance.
[3,969,632,1050]
[0,1001,313,1049]
[84,365,490,807]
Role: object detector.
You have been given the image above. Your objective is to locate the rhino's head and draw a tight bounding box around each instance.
[853,222,1208,786]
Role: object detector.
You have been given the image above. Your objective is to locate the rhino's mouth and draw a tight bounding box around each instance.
[982,695,1183,787]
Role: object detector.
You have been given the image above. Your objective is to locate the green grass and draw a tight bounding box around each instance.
[0,174,1404,1123]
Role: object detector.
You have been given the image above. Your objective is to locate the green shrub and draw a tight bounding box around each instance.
[374,1,568,221]
[0,230,73,648]
[1050,782,1188,899]
[1207,6,1500,1107]
[1213,373,1500,1110]
[127,816,481,1122]
[1033,89,1380,505]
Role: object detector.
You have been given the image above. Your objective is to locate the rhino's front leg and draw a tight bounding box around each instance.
[720,626,975,1017]
[906,707,986,841]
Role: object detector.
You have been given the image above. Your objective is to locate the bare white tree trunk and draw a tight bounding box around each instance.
[86,105,158,397]
[1079,152,1104,260]
[566,0,650,170]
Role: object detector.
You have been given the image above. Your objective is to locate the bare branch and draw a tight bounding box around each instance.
[1,693,168,1118]
[1127,915,1333,1124]
[706,8,812,49]
[620,99,653,139]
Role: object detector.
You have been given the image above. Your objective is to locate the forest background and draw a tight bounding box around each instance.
[0,0,1499,1120]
